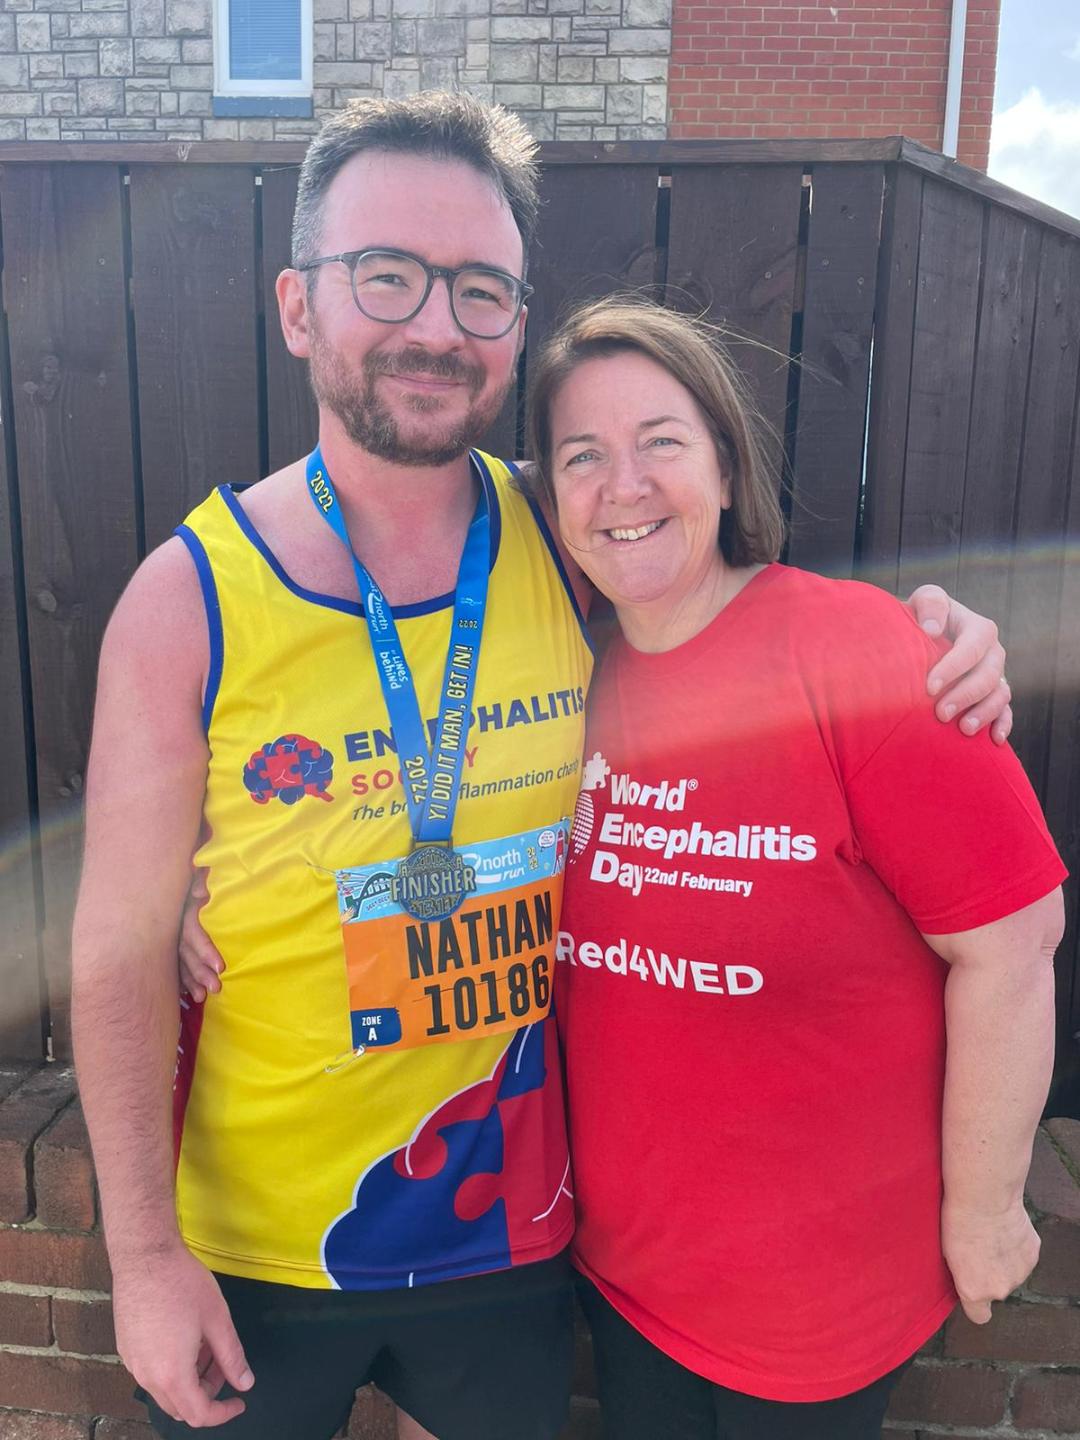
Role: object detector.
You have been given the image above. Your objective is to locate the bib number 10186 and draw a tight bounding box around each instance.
[423,955,551,1037]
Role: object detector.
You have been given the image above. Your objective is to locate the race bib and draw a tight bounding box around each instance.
[336,821,569,1052]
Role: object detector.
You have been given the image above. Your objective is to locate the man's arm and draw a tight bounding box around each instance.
[923,888,1063,1324]
[906,586,1012,743]
[72,539,254,1427]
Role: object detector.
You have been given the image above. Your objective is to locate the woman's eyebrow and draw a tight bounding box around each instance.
[556,415,690,451]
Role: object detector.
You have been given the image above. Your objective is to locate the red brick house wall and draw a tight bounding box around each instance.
[669,0,1000,171]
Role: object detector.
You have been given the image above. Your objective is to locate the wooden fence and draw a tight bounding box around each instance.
[1,136,1079,1108]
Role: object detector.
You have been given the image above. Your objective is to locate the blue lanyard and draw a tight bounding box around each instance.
[305,447,489,847]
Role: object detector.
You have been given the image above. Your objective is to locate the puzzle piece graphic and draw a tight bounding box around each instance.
[454,1019,573,1249]
[581,751,610,792]
[322,1018,572,1288]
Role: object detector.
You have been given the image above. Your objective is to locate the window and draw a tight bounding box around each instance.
[213,0,313,112]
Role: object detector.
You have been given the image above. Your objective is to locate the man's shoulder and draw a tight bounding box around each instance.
[104,535,208,685]
[211,457,306,529]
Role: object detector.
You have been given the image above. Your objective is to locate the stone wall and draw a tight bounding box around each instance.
[0,0,671,143]
[1,1060,1078,1439]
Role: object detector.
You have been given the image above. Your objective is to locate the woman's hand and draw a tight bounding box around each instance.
[179,869,224,1003]
[906,585,1012,744]
[941,1199,1041,1324]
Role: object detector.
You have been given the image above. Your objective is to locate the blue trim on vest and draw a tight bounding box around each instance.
[176,524,224,733]
[512,464,595,657]
[217,452,503,619]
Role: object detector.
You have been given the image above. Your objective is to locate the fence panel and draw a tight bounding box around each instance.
[956,209,1041,629]
[528,163,660,360]
[898,179,985,598]
[0,260,41,1059]
[787,163,883,576]
[1,163,139,1058]
[130,165,262,548]
[261,165,318,475]
[666,164,804,483]
[1006,235,1080,794]
[861,164,924,590]
[1047,434,1080,1099]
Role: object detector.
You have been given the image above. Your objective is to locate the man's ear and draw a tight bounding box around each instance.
[277,268,312,359]
[514,303,527,365]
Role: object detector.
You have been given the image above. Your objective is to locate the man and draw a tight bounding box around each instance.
[72,93,1011,1440]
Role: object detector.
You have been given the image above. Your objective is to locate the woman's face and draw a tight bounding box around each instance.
[549,351,732,613]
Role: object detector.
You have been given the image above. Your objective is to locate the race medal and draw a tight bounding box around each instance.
[392,843,477,922]
[337,820,569,1053]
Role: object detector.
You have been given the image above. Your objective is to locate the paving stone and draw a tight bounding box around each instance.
[0,55,28,86]
[165,0,211,35]
[131,0,165,36]
[607,26,668,53]
[100,40,135,76]
[134,38,181,64]
[354,20,392,57]
[16,13,50,49]
[624,0,669,26]
[605,81,642,120]
[491,42,537,80]
[491,15,551,39]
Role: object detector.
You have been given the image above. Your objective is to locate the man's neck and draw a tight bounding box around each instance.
[317,423,478,545]
[313,417,482,605]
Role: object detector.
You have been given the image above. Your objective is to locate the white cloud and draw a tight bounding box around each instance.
[1067,36,1080,61]
[989,87,1080,219]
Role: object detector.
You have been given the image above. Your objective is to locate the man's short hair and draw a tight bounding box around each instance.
[292,91,541,272]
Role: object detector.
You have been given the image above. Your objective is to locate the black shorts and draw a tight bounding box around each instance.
[577,1276,912,1440]
[138,1253,573,1440]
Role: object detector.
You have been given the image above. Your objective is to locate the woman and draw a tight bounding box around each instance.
[527,296,1066,1439]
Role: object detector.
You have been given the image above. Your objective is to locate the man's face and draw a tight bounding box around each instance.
[302,151,526,468]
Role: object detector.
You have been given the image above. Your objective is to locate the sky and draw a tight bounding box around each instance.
[989,0,1080,217]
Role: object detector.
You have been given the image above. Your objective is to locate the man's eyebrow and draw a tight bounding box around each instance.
[555,415,689,451]
[354,246,520,276]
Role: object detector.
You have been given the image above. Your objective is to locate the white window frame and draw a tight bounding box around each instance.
[213,0,313,97]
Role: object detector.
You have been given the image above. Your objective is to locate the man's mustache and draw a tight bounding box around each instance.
[363,347,485,391]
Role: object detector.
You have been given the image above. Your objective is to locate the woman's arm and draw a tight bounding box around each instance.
[922,888,1064,1323]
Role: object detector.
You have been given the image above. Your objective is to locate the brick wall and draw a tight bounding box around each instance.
[668,0,1000,171]
[3,1061,1076,1439]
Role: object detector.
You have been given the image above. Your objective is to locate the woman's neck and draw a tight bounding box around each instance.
[615,561,766,654]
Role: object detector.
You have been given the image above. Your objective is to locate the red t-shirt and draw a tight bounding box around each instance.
[559,563,1065,1402]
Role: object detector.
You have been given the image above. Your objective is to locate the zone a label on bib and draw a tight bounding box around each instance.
[336,821,569,1051]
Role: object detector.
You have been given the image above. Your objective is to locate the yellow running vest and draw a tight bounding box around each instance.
[173,453,592,1289]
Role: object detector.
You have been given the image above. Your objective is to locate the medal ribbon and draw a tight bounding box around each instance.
[305,446,489,847]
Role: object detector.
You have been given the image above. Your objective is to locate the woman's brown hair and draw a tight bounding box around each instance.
[526,296,786,568]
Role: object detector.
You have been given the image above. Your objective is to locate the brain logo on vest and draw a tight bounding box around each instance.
[243,734,335,805]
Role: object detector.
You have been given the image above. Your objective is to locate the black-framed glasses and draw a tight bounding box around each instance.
[297,247,533,339]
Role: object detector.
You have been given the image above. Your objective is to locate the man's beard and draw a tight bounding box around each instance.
[308,323,513,468]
